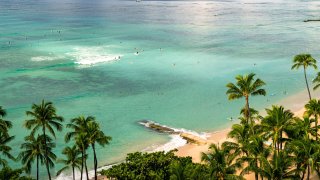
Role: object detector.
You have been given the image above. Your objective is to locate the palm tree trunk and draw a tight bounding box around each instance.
[42,127,51,180]
[37,155,39,180]
[316,115,318,140]
[255,164,258,180]
[304,67,312,100]
[80,150,84,180]
[277,141,280,154]
[85,157,89,180]
[255,173,258,180]
[72,166,75,180]
[307,165,310,180]
[246,96,251,123]
[280,132,283,151]
[92,143,98,180]
[301,168,305,180]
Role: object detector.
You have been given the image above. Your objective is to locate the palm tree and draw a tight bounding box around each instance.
[19,135,55,180]
[56,145,82,180]
[312,72,320,90]
[286,117,315,140]
[304,99,320,140]
[65,116,95,142]
[291,54,317,100]
[86,121,111,180]
[0,107,5,117]
[0,106,12,133]
[223,123,250,156]
[260,106,294,153]
[201,144,243,180]
[287,139,320,180]
[258,150,299,180]
[0,131,15,167]
[226,73,266,122]
[241,135,270,180]
[24,100,64,180]
[66,116,95,180]
[75,133,89,180]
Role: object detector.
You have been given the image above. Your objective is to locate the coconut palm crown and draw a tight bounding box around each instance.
[24,100,63,180]
[304,99,320,140]
[226,73,266,122]
[291,54,317,100]
[56,145,82,180]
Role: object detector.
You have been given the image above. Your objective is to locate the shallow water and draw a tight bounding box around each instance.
[1,0,320,178]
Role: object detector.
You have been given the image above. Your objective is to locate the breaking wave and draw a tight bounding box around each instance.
[67,46,122,66]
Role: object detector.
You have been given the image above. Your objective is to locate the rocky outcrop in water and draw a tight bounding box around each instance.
[139,120,207,145]
[304,19,320,22]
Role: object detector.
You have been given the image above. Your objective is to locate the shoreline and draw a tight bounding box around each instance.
[56,88,317,180]
[175,88,319,163]
[173,88,319,180]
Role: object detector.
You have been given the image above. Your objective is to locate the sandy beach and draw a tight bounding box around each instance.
[174,88,320,179]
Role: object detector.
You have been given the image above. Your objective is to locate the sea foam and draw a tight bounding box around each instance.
[151,135,187,152]
[67,47,122,66]
[139,120,208,152]
[31,56,63,62]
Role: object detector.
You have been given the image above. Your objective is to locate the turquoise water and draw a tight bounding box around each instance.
[1,0,320,178]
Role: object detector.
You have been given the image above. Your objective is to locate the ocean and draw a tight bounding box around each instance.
[1,0,320,178]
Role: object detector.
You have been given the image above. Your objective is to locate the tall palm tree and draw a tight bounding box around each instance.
[65,116,95,142]
[19,135,55,180]
[24,100,64,180]
[287,139,320,180]
[304,99,320,140]
[86,121,111,180]
[260,106,294,153]
[223,123,250,156]
[226,73,266,122]
[286,117,315,141]
[0,106,12,133]
[201,144,243,180]
[0,131,15,167]
[241,135,270,180]
[75,133,89,180]
[66,116,95,180]
[258,150,299,180]
[291,54,317,100]
[56,145,82,180]
[0,106,5,117]
[312,72,320,90]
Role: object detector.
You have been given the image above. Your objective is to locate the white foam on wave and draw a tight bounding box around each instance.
[55,163,117,180]
[172,127,209,140]
[139,120,208,153]
[152,135,187,152]
[67,47,122,66]
[31,55,63,62]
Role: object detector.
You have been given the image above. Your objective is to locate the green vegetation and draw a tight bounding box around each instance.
[0,166,33,180]
[56,145,82,180]
[0,102,111,180]
[101,151,209,179]
[291,53,317,100]
[24,100,64,180]
[226,73,266,121]
[101,54,320,180]
[2,53,320,179]
[65,115,112,180]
